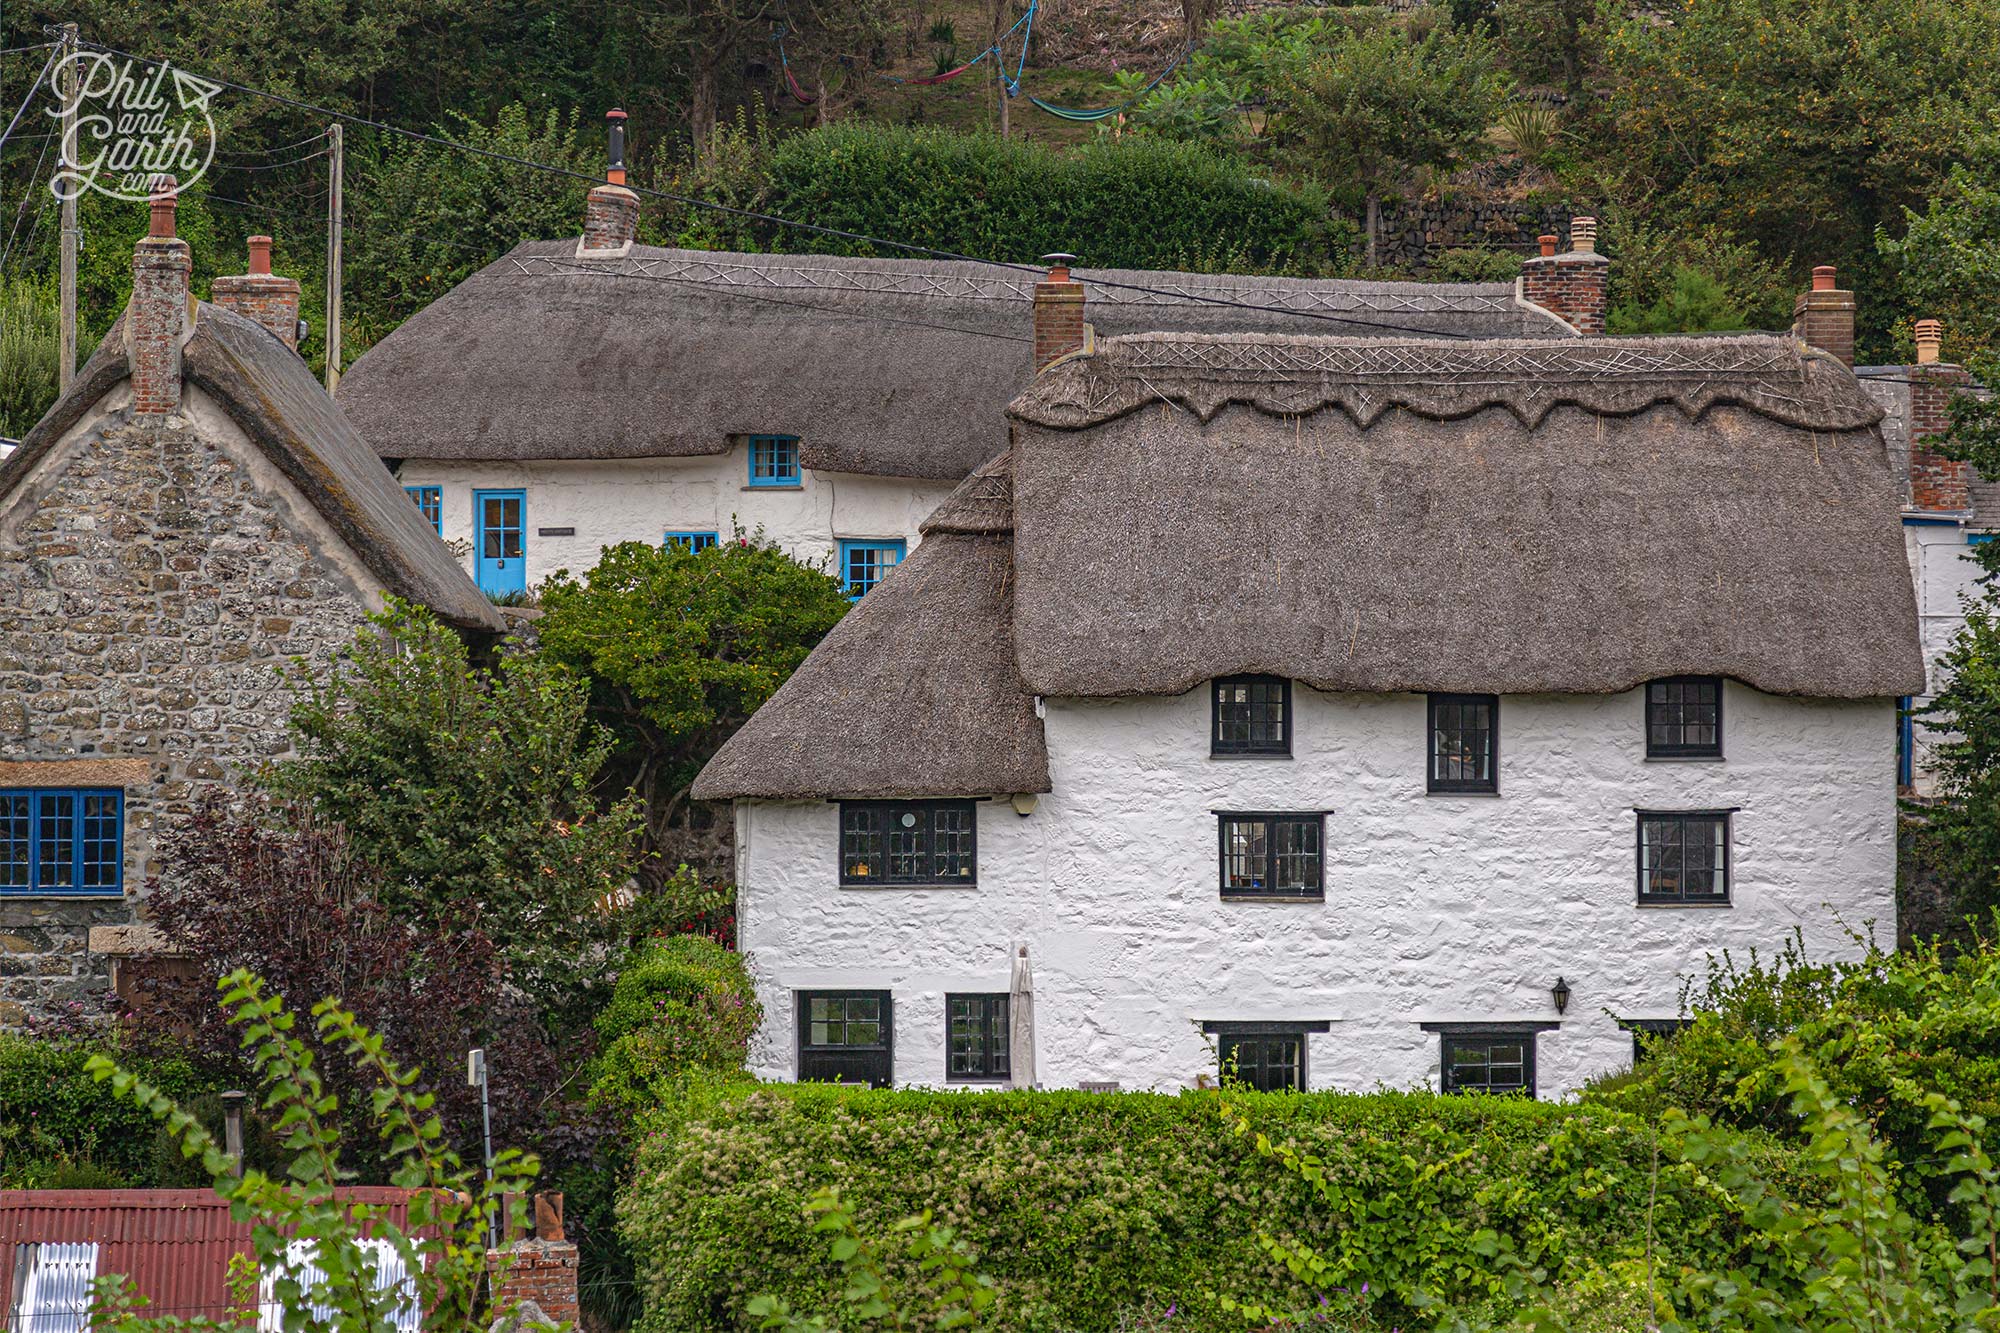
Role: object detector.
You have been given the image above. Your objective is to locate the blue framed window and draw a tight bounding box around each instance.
[1898,696,1915,788]
[0,789,124,895]
[839,540,906,598]
[404,486,443,535]
[748,435,802,487]
[665,530,720,553]
[1971,533,1996,546]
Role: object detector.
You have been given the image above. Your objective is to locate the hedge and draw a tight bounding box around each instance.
[0,1033,200,1187]
[758,125,1350,277]
[619,1084,1803,1332]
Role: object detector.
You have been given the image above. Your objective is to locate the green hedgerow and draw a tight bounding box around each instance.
[591,935,762,1114]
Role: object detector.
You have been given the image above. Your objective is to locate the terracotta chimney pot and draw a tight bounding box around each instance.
[1914,319,1943,366]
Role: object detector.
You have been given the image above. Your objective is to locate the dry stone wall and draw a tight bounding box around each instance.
[0,401,373,1024]
[1357,198,1580,271]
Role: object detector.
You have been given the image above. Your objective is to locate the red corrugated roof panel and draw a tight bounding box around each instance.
[0,1188,421,1322]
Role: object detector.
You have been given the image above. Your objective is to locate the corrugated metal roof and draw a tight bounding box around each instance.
[0,1189,419,1323]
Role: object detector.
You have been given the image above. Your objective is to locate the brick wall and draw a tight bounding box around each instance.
[487,1240,579,1327]
[211,274,301,349]
[581,184,639,252]
[1033,278,1086,371]
[0,406,375,1023]
[1520,253,1609,335]
[130,239,190,417]
[1909,363,1972,513]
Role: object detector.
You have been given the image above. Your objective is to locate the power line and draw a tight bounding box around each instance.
[73,40,1485,341]
[0,48,56,160]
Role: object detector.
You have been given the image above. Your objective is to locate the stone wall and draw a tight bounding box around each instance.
[0,385,378,1024]
[1356,198,1580,272]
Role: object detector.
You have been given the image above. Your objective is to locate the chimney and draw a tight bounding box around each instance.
[131,176,192,418]
[1519,216,1609,336]
[211,234,303,350]
[1033,253,1086,372]
[1792,264,1856,367]
[486,1192,578,1327]
[1907,318,1971,514]
[580,109,639,256]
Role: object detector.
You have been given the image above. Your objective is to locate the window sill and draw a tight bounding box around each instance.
[1644,755,1725,764]
[1220,894,1325,905]
[1636,899,1733,909]
[0,891,126,900]
[1426,788,1500,798]
[1209,752,1293,762]
[839,881,979,891]
[742,483,804,492]
[945,1077,1010,1086]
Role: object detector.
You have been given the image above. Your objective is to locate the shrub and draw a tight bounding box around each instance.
[0,1032,199,1187]
[619,1085,1799,1331]
[591,935,761,1114]
[1430,246,1524,282]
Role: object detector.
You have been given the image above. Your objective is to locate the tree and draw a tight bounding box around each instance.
[264,600,643,1024]
[536,537,850,877]
[1883,148,2000,365]
[1276,18,1506,266]
[89,971,538,1333]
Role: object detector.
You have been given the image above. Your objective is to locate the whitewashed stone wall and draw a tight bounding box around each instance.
[736,681,1898,1099]
[1902,521,1989,794]
[395,443,959,587]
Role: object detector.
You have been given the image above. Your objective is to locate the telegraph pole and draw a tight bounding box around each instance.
[323,122,343,393]
[57,23,77,391]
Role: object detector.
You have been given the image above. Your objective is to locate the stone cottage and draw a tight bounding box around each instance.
[336,113,1609,600]
[695,271,1923,1098]
[0,185,501,1025]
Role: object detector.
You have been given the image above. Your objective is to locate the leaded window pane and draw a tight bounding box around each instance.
[1428,694,1497,792]
[0,794,28,890]
[839,802,977,886]
[805,994,884,1048]
[1639,813,1730,904]
[751,435,801,484]
[1212,676,1290,756]
[841,807,885,882]
[947,994,1010,1080]
[79,794,120,889]
[1647,678,1722,757]
[1220,1033,1303,1092]
[1443,1036,1532,1096]
[1222,818,1269,893]
[1219,815,1323,899]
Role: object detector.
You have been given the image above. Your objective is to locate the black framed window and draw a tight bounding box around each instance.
[1440,1031,1536,1096]
[1638,811,1732,905]
[797,990,892,1087]
[1646,677,1723,759]
[1217,813,1324,900]
[1220,1032,1304,1091]
[945,993,1010,1082]
[1212,676,1291,757]
[1623,1018,1690,1064]
[839,801,977,886]
[1427,694,1498,793]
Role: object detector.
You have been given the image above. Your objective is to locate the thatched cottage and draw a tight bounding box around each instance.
[336,115,1607,600]
[695,271,1923,1097]
[0,187,500,1025]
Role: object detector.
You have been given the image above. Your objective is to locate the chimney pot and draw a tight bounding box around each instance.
[148,176,178,239]
[1569,216,1597,254]
[605,108,628,187]
[1914,318,1943,365]
[1538,234,1557,258]
[1033,253,1086,372]
[212,233,303,351]
[1812,265,1838,292]
[1521,222,1609,336]
[1792,263,1855,366]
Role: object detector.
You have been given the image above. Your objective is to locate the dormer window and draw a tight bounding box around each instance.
[1646,677,1722,759]
[748,435,802,487]
[1212,676,1290,757]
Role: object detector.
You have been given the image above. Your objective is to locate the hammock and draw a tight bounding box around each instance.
[885,1,1037,94]
[1028,47,1186,121]
[773,27,817,104]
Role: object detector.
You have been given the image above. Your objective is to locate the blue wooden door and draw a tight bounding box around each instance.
[474,490,526,596]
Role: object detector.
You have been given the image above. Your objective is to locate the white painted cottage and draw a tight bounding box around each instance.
[335,123,1600,601]
[694,273,1924,1099]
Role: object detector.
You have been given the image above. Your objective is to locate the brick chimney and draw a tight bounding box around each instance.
[579,109,639,256]
[486,1193,578,1327]
[211,235,302,350]
[1519,216,1608,336]
[131,176,192,418]
[1033,253,1086,372]
[1792,265,1855,367]
[1908,318,1971,514]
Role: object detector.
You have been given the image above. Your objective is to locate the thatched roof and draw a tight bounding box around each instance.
[1009,333,1921,699]
[2,304,503,634]
[693,460,1048,800]
[338,241,1563,479]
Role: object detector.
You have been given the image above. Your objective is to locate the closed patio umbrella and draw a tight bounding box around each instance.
[1009,944,1036,1090]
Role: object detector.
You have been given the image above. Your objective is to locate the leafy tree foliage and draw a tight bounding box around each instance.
[536,537,849,868]
[265,599,642,1023]
[589,935,760,1115]
[88,971,539,1333]
[1276,17,1506,264]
